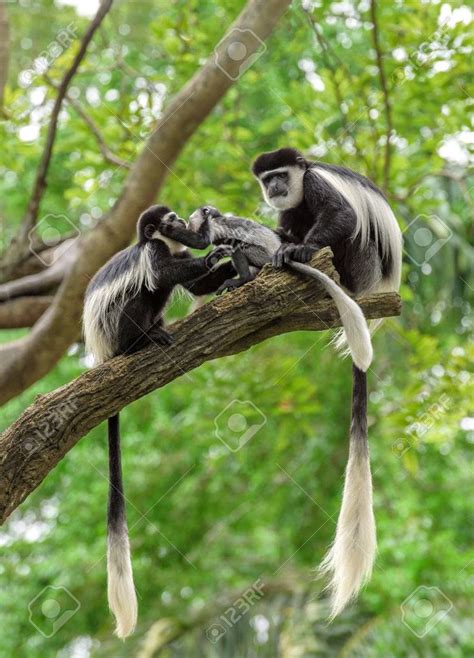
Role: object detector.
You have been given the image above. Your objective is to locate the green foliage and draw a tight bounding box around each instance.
[0,0,473,656]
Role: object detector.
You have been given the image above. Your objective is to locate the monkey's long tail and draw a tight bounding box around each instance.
[319,366,376,618]
[287,261,373,371]
[107,414,138,639]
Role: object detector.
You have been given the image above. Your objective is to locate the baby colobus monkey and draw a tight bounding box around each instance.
[83,205,233,638]
[160,207,372,372]
[252,147,402,617]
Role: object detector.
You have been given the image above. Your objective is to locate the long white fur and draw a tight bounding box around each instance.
[319,432,376,618]
[83,243,157,364]
[296,166,402,355]
[108,527,138,639]
[258,163,400,617]
[262,164,402,294]
[288,262,372,371]
[311,166,402,293]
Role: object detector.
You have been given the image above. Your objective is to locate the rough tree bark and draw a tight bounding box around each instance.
[0,248,402,523]
[0,0,293,406]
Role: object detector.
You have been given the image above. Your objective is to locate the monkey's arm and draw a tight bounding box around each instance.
[302,170,356,248]
[156,248,229,289]
[216,248,254,295]
[182,260,236,296]
[160,217,212,250]
[274,172,356,266]
[303,207,356,249]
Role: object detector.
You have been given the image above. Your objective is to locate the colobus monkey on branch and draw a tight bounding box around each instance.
[252,147,402,617]
[83,205,233,638]
[160,207,373,372]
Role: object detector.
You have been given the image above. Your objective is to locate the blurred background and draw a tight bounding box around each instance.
[0,0,473,656]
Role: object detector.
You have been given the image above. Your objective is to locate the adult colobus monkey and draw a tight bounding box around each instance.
[83,205,233,638]
[161,207,372,372]
[252,147,402,617]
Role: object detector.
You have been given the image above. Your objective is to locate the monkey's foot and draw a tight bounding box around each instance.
[150,328,174,346]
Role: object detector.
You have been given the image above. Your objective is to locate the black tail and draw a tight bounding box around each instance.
[319,366,376,617]
[107,414,137,638]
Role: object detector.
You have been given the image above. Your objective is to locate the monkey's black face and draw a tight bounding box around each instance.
[257,166,306,211]
[252,148,308,212]
[262,171,289,199]
[137,205,186,243]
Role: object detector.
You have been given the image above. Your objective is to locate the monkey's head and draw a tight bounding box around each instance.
[252,148,308,211]
[188,205,223,231]
[137,205,186,243]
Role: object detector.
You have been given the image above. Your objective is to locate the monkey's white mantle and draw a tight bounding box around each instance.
[0,248,401,523]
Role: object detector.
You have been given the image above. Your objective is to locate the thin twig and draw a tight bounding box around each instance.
[44,73,131,169]
[20,0,114,233]
[0,2,10,112]
[370,0,393,192]
[304,12,371,171]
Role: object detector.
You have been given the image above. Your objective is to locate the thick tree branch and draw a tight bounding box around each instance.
[0,0,293,405]
[0,249,402,523]
[0,239,79,302]
[0,296,53,329]
[0,0,113,275]
[370,0,393,192]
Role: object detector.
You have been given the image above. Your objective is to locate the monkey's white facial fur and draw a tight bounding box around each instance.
[258,165,305,210]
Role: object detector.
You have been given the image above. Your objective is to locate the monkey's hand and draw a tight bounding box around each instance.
[205,245,233,270]
[149,327,174,346]
[162,214,187,230]
[216,278,242,295]
[272,244,316,267]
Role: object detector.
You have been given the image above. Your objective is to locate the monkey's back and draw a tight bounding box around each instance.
[213,215,281,267]
[83,244,156,363]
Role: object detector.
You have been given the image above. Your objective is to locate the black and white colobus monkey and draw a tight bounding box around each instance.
[160,207,372,372]
[251,148,402,617]
[83,205,233,638]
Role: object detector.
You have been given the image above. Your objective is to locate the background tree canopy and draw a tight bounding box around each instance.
[0,0,472,657]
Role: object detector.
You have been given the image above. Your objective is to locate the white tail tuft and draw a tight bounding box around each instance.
[288,262,373,372]
[107,529,138,639]
[319,447,376,617]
